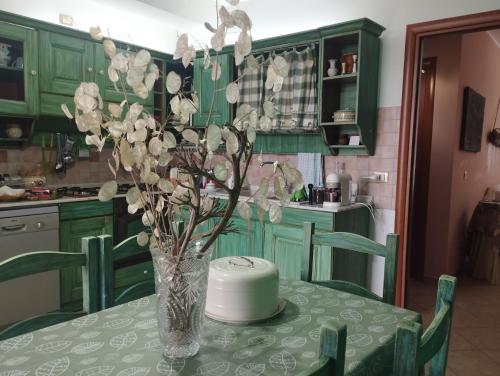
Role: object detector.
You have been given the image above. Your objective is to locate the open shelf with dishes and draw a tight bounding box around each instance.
[318,24,383,155]
[0,116,35,147]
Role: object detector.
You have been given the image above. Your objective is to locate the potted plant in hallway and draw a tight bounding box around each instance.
[61,0,303,359]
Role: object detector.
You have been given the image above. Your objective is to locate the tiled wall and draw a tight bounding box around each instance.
[246,106,401,210]
[0,107,400,208]
[0,147,121,186]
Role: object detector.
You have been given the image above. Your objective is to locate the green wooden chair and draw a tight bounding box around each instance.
[296,320,347,376]
[303,221,399,305]
[393,275,457,376]
[98,234,155,309]
[0,237,99,340]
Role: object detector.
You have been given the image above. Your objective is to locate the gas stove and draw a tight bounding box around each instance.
[56,183,135,198]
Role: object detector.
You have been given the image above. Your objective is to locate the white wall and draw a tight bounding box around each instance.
[0,0,204,53]
[1,0,498,106]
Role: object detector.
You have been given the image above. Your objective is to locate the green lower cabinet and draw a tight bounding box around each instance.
[214,217,263,259]
[263,223,332,280]
[59,202,113,309]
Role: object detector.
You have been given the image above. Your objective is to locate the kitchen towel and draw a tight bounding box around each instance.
[297,153,323,187]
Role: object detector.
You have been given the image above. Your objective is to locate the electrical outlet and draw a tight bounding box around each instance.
[373,172,389,183]
[59,14,74,26]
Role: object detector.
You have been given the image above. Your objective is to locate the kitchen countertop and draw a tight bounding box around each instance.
[202,189,367,213]
[0,186,367,214]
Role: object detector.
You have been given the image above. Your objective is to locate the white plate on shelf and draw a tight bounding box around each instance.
[205,298,287,325]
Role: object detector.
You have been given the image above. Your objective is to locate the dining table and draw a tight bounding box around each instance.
[0,279,420,375]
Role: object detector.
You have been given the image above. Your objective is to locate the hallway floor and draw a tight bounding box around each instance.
[407,275,500,376]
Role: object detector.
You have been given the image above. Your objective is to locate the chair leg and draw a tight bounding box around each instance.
[393,321,423,376]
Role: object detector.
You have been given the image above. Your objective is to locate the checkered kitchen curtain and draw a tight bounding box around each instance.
[237,44,317,129]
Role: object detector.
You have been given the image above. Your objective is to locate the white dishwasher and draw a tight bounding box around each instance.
[0,206,60,329]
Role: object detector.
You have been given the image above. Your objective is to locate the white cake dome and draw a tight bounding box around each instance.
[206,257,280,322]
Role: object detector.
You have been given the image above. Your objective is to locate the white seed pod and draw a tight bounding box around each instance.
[247,126,256,144]
[246,55,259,71]
[145,72,156,91]
[166,71,182,94]
[149,63,160,79]
[249,109,258,128]
[133,83,149,99]
[203,47,211,69]
[89,26,103,41]
[134,50,151,67]
[98,180,118,202]
[103,39,117,57]
[214,164,228,181]
[142,210,155,227]
[236,31,252,57]
[225,82,240,104]
[226,0,239,5]
[111,53,128,73]
[163,131,177,149]
[144,171,160,185]
[211,26,226,52]
[148,137,162,156]
[225,131,239,155]
[108,103,122,118]
[182,129,199,145]
[107,65,119,83]
[126,67,144,88]
[170,95,181,115]
[206,124,222,152]
[274,175,290,206]
[269,204,282,224]
[158,150,173,167]
[263,100,276,118]
[137,231,149,246]
[219,6,235,28]
[237,201,252,220]
[158,178,174,194]
[204,22,217,33]
[119,138,134,171]
[85,134,105,152]
[182,47,195,69]
[259,115,272,132]
[211,62,222,81]
[61,103,73,119]
[174,33,188,59]
[234,49,244,66]
[126,186,141,205]
[231,9,252,31]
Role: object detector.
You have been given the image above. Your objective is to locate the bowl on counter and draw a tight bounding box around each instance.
[5,123,23,139]
[0,186,26,202]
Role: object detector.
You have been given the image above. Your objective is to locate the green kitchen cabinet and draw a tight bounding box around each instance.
[214,216,263,259]
[59,201,113,309]
[40,31,95,97]
[94,47,153,107]
[0,21,39,115]
[192,53,233,127]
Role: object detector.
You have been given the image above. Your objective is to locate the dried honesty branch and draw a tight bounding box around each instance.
[63,0,303,259]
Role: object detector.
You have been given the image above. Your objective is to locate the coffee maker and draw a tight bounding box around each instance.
[324,163,351,208]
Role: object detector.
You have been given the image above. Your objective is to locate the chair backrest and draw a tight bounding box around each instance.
[98,234,155,309]
[0,237,99,340]
[393,275,457,376]
[296,320,347,376]
[303,222,399,304]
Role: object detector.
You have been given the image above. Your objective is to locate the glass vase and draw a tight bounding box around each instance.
[151,240,212,359]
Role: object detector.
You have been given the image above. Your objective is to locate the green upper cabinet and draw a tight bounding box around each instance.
[40,31,95,97]
[192,53,233,127]
[318,20,385,156]
[0,21,39,115]
[214,216,263,260]
[94,46,153,107]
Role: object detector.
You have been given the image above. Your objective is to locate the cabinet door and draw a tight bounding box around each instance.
[263,223,332,280]
[214,217,262,259]
[0,22,39,115]
[40,31,95,96]
[192,54,232,127]
[94,47,153,107]
[59,215,113,308]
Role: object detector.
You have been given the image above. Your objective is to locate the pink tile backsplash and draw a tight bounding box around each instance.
[0,107,400,209]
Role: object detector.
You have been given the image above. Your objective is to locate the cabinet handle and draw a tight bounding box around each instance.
[88,67,94,72]
[99,69,105,75]
[31,70,37,76]
[143,270,148,275]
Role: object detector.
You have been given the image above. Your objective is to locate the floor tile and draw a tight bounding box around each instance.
[459,328,500,350]
[447,350,500,376]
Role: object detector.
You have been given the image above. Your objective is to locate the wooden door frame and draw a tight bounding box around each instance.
[395,10,500,306]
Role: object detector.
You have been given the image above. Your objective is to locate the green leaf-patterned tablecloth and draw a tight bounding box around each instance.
[0,279,420,375]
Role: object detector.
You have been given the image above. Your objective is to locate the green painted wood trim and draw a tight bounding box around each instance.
[0,251,85,282]
[313,280,381,301]
[393,275,457,376]
[0,10,172,60]
[81,236,100,314]
[311,231,391,257]
[253,132,331,155]
[383,234,399,305]
[0,312,85,341]
[59,200,113,221]
[98,234,154,309]
[114,280,155,306]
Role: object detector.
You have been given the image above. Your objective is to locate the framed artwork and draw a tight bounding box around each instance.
[460,86,485,152]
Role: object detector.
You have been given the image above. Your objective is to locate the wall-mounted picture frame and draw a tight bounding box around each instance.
[460,86,485,152]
